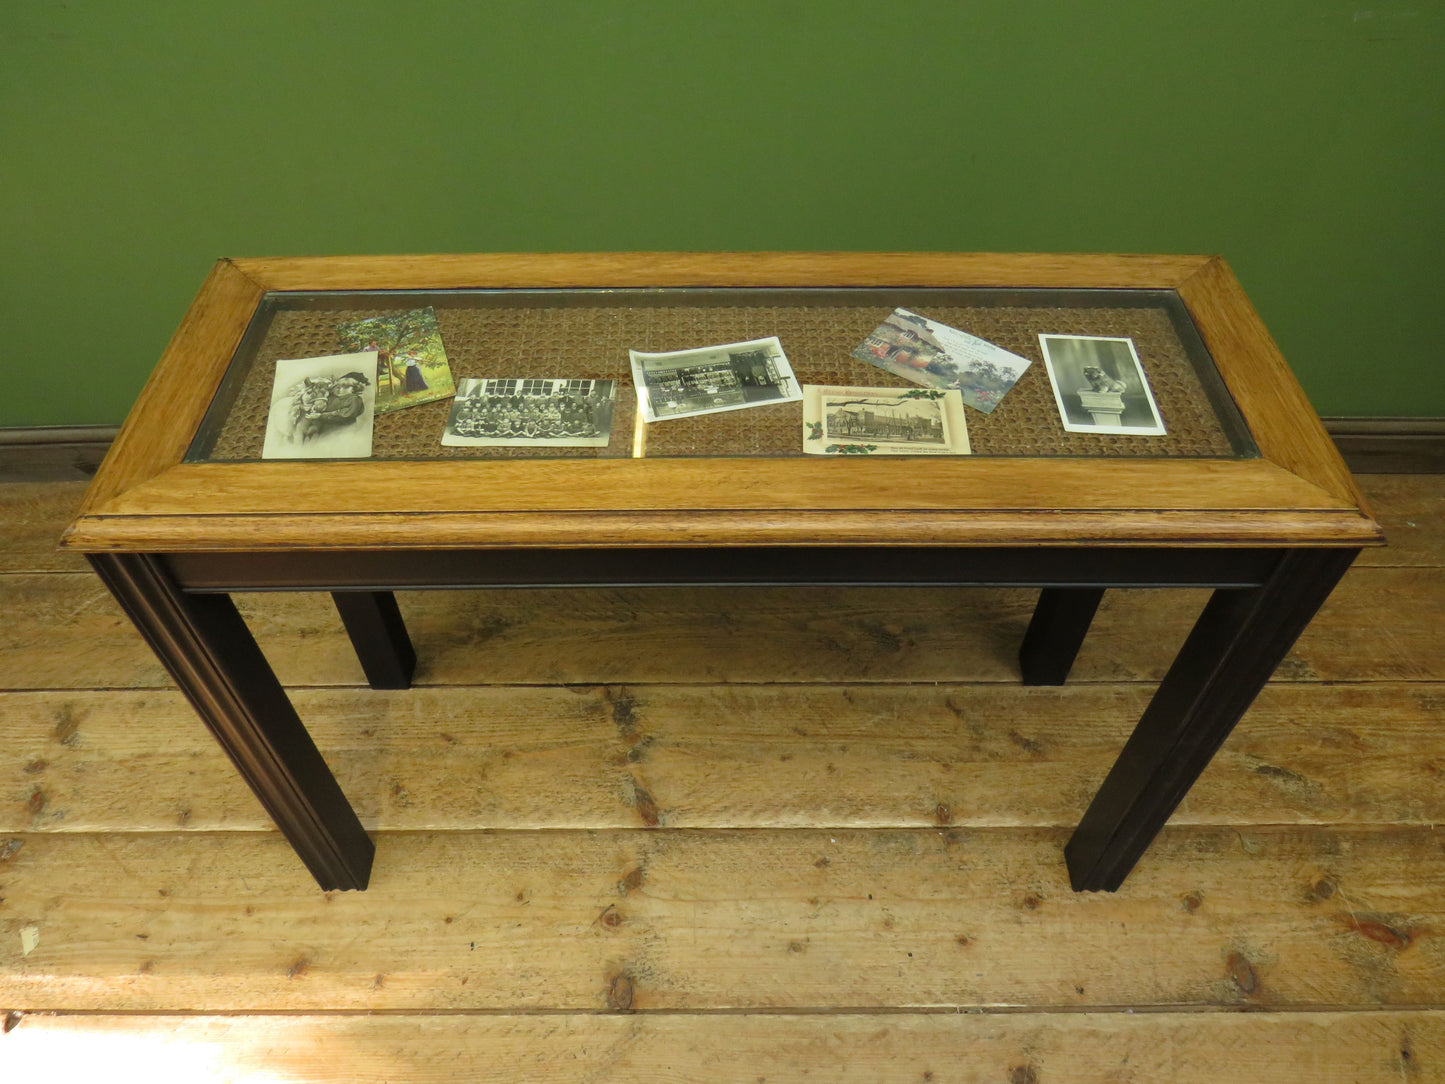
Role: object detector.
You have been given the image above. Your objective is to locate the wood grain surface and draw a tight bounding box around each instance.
[5,1011,1437,1083]
[64,456,1380,551]
[63,253,1382,553]
[3,683,1441,833]
[2,825,1442,1011]
[2,568,1439,691]
[0,482,91,573]
[1352,474,1445,566]
[229,251,1217,291]
[4,475,1442,1081]
[1177,257,1369,512]
[76,261,263,517]
[16,474,1426,570]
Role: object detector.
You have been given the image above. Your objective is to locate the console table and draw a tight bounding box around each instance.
[63,253,1382,892]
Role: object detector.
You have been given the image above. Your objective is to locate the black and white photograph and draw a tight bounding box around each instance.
[440,377,617,447]
[261,351,378,459]
[630,336,801,422]
[1039,334,1166,435]
[802,384,970,456]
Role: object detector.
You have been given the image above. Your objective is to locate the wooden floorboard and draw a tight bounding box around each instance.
[1352,474,1445,566]
[0,483,92,570]
[3,683,1442,833]
[0,475,1441,1080]
[3,826,1443,1011]
[0,567,1441,691]
[4,1010,1441,1083]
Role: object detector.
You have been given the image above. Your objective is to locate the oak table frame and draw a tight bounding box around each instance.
[63,253,1383,893]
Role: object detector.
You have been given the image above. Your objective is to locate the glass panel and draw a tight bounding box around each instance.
[186,287,1256,462]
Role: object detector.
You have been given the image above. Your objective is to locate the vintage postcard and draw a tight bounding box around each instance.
[802,385,970,456]
[441,377,617,447]
[1039,334,1166,435]
[336,306,456,415]
[630,336,801,422]
[852,308,1031,413]
[261,352,377,459]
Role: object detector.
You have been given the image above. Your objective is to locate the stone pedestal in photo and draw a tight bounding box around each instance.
[1077,389,1126,427]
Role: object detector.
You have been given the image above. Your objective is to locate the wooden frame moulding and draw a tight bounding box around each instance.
[63,253,1383,555]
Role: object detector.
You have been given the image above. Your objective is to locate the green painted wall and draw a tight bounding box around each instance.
[4,1,1442,427]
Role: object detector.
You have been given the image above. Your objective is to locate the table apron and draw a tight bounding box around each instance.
[164,546,1288,593]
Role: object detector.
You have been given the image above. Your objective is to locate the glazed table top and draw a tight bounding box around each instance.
[63,252,1382,555]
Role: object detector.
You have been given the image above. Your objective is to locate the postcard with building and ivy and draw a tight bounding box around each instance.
[852,308,1031,414]
[802,385,970,456]
[336,306,457,415]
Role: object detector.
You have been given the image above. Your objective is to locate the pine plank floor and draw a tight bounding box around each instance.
[1,476,1441,1081]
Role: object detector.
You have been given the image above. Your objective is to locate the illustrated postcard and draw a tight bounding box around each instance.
[630,336,801,422]
[441,377,617,447]
[261,352,378,459]
[1039,334,1166,435]
[803,385,970,456]
[852,308,1031,413]
[336,306,456,415]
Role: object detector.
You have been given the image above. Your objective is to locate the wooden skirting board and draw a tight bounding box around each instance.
[1323,417,1445,474]
[1,419,1439,482]
[0,426,118,483]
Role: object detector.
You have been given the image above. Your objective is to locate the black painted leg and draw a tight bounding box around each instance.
[332,591,416,690]
[1065,548,1359,892]
[88,554,374,890]
[1019,587,1106,686]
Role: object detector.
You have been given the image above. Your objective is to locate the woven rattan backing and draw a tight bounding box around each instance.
[200,294,1245,461]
